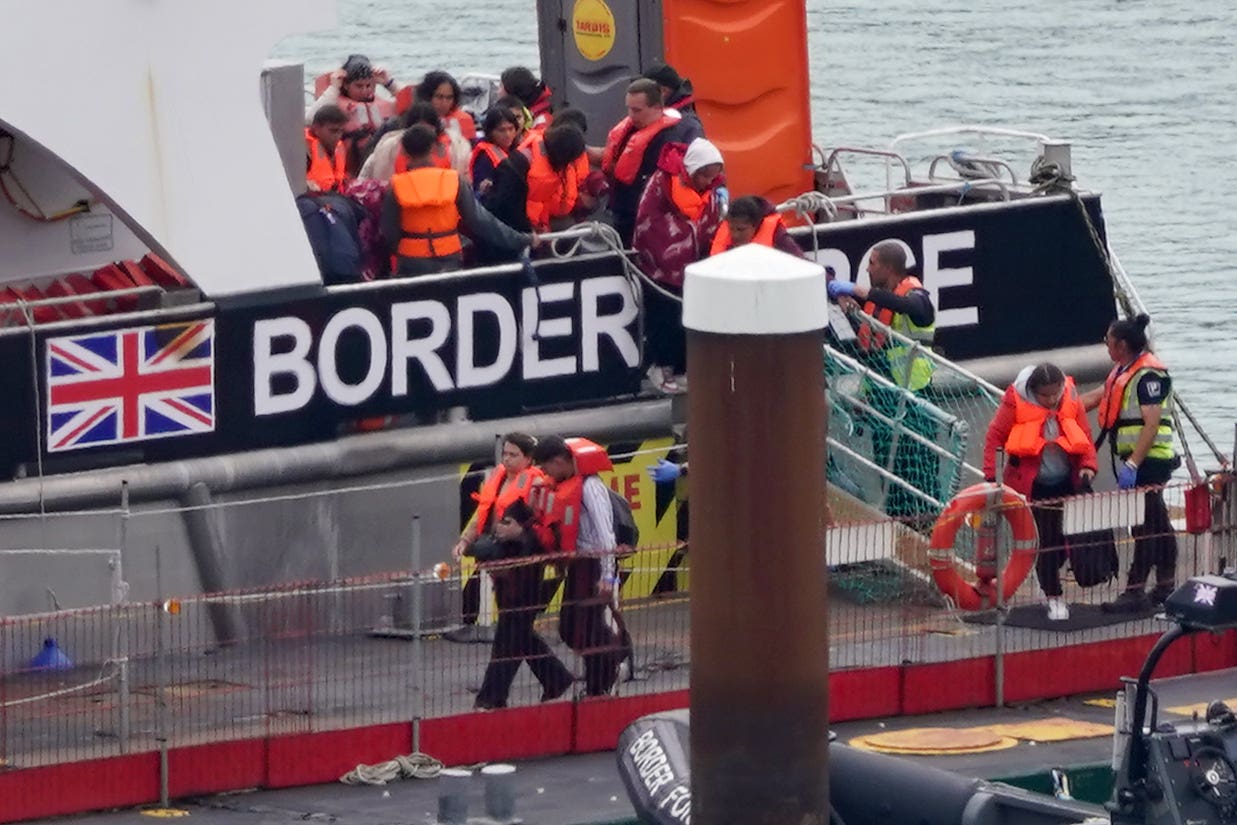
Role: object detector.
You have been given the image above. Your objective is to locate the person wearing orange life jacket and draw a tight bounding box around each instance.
[500,65,554,131]
[530,435,629,698]
[633,138,727,393]
[305,104,350,194]
[641,61,705,142]
[470,107,521,200]
[416,70,476,143]
[708,195,804,258]
[381,124,534,276]
[522,127,591,233]
[829,241,938,523]
[448,433,545,643]
[603,78,687,245]
[984,363,1098,621]
[482,122,590,255]
[359,102,471,182]
[1081,313,1179,612]
[306,55,403,175]
[470,499,575,710]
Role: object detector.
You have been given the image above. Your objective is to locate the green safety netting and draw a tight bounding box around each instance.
[825,311,1005,602]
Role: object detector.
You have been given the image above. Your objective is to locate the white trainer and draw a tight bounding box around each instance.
[1047,597,1070,622]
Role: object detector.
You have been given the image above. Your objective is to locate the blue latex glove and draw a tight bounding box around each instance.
[1117,461,1138,490]
[827,280,856,300]
[648,459,681,484]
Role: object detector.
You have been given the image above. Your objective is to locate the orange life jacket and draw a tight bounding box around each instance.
[1098,351,1169,430]
[856,276,924,352]
[602,113,681,185]
[395,133,453,174]
[472,465,544,534]
[529,87,554,130]
[390,167,463,259]
[469,141,507,180]
[521,133,586,232]
[1004,377,1093,458]
[443,107,476,142]
[709,212,781,256]
[305,128,348,193]
[669,174,708,222]
[529,438,614,554]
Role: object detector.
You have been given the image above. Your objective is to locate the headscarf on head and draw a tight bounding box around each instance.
[342,54,374,82]
[683,138,723,175]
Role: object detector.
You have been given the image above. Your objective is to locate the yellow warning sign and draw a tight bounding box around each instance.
[572,0,616,62]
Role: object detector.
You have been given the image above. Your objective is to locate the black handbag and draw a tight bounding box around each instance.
[468,534,506,563]
[1066,479,1119,588]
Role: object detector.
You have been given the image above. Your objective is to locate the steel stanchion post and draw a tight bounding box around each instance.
[993,449,1006,709]
[684,245,830,825]
[154,543,170,809]
[117,481,131,753]
[411,515,423,752]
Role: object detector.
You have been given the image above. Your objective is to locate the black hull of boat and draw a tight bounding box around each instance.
[617,709,1104,825]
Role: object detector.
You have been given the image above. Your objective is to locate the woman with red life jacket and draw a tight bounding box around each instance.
[306,55,403,174]
[470,107,521,199]
[530,435,628,698]
[449,434,544,639]
[416,70,476,143]
[633,138,726,393]
[709,195,803,257]
[1081,314,1180,612]
[381,125,533,276]
[500,65,554,131]
[984,363,1098,621]
[359,102,470,183]
[304,104,350,193]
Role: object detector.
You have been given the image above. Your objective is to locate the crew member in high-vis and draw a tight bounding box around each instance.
[304,104,350,193]
[1082,313,1179,612]
[450,433,543,641]
[828,241,938,522]
[530,435,628,698]
[381,124,533,276]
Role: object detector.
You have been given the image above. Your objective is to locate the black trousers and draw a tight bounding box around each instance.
[1125,457,1179,592]
[558,557,625,697]
[460,569,480,625]
[644,282,686,373]
[1029,478,1074,598]
[475,577,574,708]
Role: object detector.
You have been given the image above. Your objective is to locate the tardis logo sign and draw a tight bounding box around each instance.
[45,321,216,452]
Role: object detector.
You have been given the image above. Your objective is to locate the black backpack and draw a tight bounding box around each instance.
[609,488,640,553]
[297,193,363,285]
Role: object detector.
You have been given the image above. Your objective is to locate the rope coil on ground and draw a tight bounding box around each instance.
[339,751,445,785]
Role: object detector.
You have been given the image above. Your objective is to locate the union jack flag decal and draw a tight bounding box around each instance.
[45,321,215,452]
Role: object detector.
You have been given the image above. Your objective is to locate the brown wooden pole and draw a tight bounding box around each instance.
[683,244,830,825]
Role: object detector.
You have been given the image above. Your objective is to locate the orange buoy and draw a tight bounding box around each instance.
[928,482,1038,611]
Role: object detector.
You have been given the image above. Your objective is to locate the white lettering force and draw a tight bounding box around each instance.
[253,277,638,416]
[810,229,978,328]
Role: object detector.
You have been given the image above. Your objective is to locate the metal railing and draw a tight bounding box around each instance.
[0,473,1231,786]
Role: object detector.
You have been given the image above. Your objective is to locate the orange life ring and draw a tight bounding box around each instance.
[928,482,1039,611]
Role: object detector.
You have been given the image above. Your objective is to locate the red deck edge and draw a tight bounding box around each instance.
[1,634,1232,823]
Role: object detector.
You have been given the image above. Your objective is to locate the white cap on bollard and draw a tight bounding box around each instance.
[683,244,828,335]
